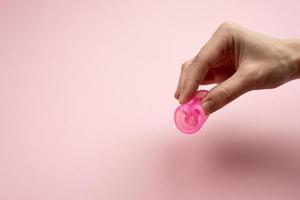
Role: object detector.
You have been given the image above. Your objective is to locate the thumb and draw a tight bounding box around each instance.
[201,72,250,115]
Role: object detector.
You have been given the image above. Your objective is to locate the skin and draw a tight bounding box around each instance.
[175,22,300,115]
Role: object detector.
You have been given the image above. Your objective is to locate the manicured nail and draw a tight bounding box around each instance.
[174,91,180,99]
[179,90,185,103]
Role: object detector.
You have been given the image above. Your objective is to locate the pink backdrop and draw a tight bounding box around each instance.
[1,0,300,199]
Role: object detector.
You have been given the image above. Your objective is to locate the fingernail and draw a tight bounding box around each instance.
[174,92,179,99]
[179,92,185,104]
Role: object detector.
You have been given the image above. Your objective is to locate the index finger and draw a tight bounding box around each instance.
[179,23,235,103]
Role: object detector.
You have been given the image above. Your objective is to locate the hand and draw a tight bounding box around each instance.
[175,22,300,115]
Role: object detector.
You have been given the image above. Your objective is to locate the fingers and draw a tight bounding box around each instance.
[178,57,209,103]
[175,59,192,99]
[178,23,235,104]
[201,71,251,115]
[175,60,216,100]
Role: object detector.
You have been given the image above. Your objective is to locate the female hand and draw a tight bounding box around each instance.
[175,22,300,115]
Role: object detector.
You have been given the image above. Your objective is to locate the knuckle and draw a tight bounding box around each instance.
[181,61,189,71]
[186,76,201,84]
[219,21,234,32]
[218,86,233,103]
[194,53,211,70]
[215,21,238,38]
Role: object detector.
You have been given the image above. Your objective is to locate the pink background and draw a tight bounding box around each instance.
[1,0,300,199]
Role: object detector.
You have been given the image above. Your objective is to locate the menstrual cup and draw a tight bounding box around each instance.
[174,90,208,134]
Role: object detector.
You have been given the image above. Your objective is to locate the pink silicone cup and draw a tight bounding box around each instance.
[174,90,208,134]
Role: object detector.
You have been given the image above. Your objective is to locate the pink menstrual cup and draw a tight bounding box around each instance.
[174,90,208,134]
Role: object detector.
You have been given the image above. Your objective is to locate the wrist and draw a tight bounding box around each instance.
[283,39,300,79]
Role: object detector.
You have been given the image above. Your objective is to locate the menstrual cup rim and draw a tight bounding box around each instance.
[174,90,208,134]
